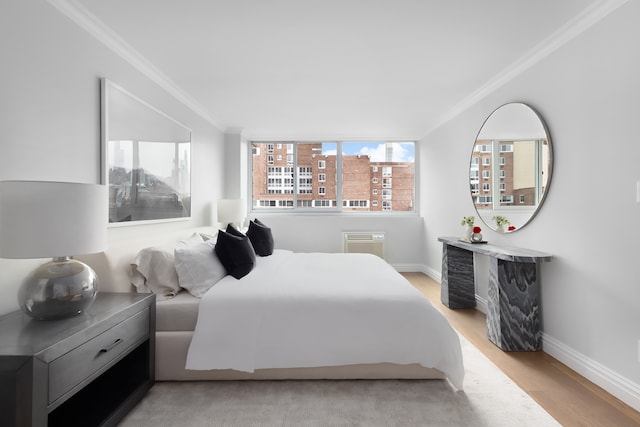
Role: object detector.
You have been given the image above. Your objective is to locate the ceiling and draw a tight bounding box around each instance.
[66,0,609,140]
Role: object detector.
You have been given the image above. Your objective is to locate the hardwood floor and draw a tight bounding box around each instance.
[402,272,640,427]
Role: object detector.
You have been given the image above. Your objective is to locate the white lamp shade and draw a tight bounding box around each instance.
[0,181,108,259]
[217,198,246,226]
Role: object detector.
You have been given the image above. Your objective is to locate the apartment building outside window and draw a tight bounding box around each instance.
[251,141,415,213]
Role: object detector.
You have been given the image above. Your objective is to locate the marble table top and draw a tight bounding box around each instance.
[438,236,553,263]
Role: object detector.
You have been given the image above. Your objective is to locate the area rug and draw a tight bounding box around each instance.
[119,336,560,426]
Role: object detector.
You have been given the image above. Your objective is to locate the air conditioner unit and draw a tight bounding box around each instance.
[342,232,385,260]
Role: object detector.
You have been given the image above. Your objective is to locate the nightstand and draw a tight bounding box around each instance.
[0,292,155,427]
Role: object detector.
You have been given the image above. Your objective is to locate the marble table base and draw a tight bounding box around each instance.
[441,244,476,309]
[487,258,541,351]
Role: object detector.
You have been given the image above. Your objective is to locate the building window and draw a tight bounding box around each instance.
[500,144,513,152]
[251,141,415,213]
[482,157,490,166]
[482,170,490,179]
[520,194,525,204]
[483,183,490,192]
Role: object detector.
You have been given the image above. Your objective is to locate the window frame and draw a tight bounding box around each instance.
[249,141,418,215]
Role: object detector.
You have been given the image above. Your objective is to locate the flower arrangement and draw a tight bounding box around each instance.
[473,226,482,234]
[460,216,475,227]
[492,215,510,227]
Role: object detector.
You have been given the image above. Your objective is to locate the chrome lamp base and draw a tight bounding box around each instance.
[18,257,98,320]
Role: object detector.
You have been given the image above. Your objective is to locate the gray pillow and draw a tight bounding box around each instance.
[175,239,227,298]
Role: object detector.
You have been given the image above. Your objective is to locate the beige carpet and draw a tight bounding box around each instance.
[119,336,560,426]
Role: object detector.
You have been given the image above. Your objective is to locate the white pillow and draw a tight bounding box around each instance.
[174,239,227,298]
[130,232,204,299]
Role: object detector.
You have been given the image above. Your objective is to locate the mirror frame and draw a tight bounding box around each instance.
[470,102,553,232]
[100,78,192,226]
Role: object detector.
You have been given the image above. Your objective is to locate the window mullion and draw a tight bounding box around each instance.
[336,141,343,211]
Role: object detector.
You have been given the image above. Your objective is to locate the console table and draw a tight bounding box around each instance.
[0,293,155,427]
[438,237,552,351]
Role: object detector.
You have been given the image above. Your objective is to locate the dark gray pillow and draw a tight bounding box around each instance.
[246,218,274,256]
[214,226,256,279]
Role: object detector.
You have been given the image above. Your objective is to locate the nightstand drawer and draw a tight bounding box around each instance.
[48,308,150,404]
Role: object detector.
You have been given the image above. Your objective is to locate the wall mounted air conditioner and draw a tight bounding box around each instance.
[342,232,385,260]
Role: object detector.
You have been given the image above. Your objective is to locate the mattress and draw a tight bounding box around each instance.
[156,291,199,331]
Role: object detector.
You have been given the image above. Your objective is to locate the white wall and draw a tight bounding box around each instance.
[0,0,225,316]
[252,214,425,270]
[420,1,640,409]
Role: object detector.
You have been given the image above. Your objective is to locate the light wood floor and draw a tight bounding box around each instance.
[402,272,640,427]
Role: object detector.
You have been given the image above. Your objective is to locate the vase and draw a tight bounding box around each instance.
[471,232,483,242]
[462,225,473,241]
[496,225,505,233]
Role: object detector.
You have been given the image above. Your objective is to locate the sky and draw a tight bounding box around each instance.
[322,142,415,163]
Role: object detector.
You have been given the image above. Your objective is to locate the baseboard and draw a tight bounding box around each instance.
[543,333,640,413]
[391,263,426,272]
[475,295,488,314]
[421,265,440,281]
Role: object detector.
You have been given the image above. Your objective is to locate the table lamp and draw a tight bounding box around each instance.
[0,181,108,320]
[217,198,246,229]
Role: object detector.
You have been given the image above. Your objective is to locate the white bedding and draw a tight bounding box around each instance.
[186,250,464,389]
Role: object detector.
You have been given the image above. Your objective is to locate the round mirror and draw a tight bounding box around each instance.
[469,103,552,232]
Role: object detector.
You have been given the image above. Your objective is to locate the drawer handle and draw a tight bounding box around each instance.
[99,338,123,354]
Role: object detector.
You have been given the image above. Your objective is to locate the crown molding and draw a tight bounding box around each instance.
[47,0,226,131]
[421,0,629,139]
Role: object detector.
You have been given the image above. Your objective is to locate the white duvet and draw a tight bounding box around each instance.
[186,250,464,389]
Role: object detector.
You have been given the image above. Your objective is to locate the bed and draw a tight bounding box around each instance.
[85,226,465,390]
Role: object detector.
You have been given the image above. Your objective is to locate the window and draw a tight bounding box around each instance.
[500,144,513,152]
[470,183,479,195]
[483,183,490,192]
[251,141,415,212]
[482,157,490,166]
[482,170,490,179]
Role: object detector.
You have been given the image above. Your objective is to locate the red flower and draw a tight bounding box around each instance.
[508,225,516,231]
[473,226,482,233]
